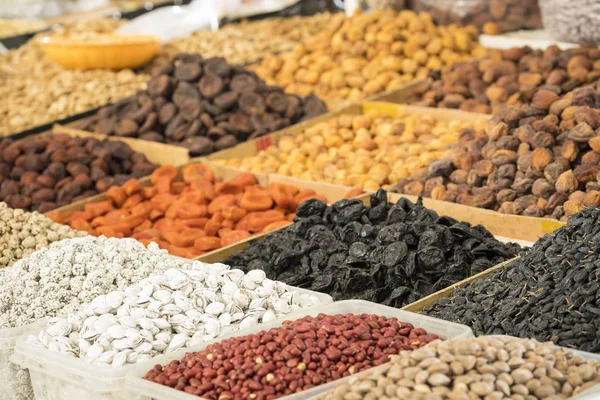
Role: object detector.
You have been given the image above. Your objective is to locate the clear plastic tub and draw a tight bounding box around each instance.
[10,286,332,400]
[123,299,474,400]
[0,319,47,400]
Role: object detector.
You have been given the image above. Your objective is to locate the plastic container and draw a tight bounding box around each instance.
[540,0,600,44]
[41,33,160,70]
[123,299,474,400]
[0,319,47,400]
[409,0,541,35]
[11,286,332,400]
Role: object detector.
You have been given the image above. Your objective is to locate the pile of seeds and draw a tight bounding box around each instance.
[0,202,85,269]
[407,46,600,114]
[77,53,327,156]
[215,110,486,191]
[29,263,323,368]
[48,164,328,258]
[425,205,600,352]
[152,13,340,68]
[250,9,486,101]
[225,190,521,307]
[319,336,600,400]
[143,312,439,398]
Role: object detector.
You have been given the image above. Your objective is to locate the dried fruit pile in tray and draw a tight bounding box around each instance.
[250,9,487,101]
[225,189,521,306]
[48,163,334,258]
[425,205,600,353]
[0,134,155,212]
[215,109,485,191]
[76,53,327,156]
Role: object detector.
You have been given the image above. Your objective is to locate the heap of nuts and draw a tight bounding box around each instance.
[409,0,542,35]
[319,336,600,400]
[47,163,335,258]
[250,9,487,101]
[215,110,486,191]
[0,18,47,38]
[0,134,156,212]
[143,312,439,398]
[396,86,600,221]
[0,202,85,269]
[408,46,600,114]
[76,53,328,156]
[0,18,148,137]
[151,13,340,68]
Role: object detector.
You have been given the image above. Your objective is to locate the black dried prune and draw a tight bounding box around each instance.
[381,242,408,267]
[296,199,326,218]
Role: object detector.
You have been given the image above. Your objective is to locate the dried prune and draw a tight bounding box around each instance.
[225,189,521,307]
[425,205,600,353]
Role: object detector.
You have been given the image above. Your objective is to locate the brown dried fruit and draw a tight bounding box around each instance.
[531,148,554,171]
[555,170,579,194]
[531,90,559,110]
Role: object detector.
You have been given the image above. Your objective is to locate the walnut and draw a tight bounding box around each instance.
[555,170,579,194]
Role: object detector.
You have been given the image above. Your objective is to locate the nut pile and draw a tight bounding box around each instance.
[0,202,85,269]
[143,312,439,398]
[410,0,542,35]
[152,13,340,68]
[319,336,600,400]
[0,236,191,399]
[426,206,600,352]
[48,163,331,258]
[0,18,47,38]
[216,110,486,191]
[29,263,323,368]
[225,190,521,307]
[250,9,486,101]
[0,18,148,137]
[0,134,156,212]
[408,46,600,114]
[397,85,600,220]
[77,54,327,156]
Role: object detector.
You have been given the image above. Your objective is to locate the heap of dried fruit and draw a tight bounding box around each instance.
[225,189,521,307]
[48,163,334,258]
[76,53,327,156]
[215,109,486,191]
[152,13,340,67]
[143,312,439,398]
[397,85,600,220]
[410,0,542,35]
[408,46,600,114]
[250,9,486,101]
[0,134,155,212]
[425,205,600,353]
[0,18,148,137]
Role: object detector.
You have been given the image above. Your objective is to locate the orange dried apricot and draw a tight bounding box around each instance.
[236,210,285,233]
[239,188,274,212]
[188,178,216,200]
[84,200,114,218]
[182,163,215,184]
[171,182,186,194]
[220,230,251,247]
[154,218,174,236]
[344,188,365,199]
[222,206,247,222]
[122,179,141,196]
[150,193,177,212]
[204,218,222,237]
[208,194,237,215]
[133,220,152,233]
[122,193,143,209]
[215,181,244,195]
[262,220,291,233]
[180,191,206,205]
[107,186,127,207]
[70,211,94,222]
[154,177,172,194]
[71,219,92,232]
[292,190,326,210]
[268,183,293,209]
[132,228,161,240]
[218,228,233,238]
[130,202,152,218]
[163,228,206,247]
[166,245,199,259]
[193,236,222,252]
[231,172,257,187]
[151,165,178,185]
[280,183,300,197]
[174,217,209,230]
[166,202,208,220]
[143,186,157,199]
[149,209,164,221]
[287,213,296,222]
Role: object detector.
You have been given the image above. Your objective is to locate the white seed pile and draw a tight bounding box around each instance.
[321,336,600,400]
[29,263,323,368]
[0,236,191,330]
[541,0,600,44]
[0,202,86,269]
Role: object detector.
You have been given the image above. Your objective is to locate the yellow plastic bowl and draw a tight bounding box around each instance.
[41,34,160,70]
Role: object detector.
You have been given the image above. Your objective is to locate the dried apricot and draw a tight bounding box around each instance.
[103,209,129,224]
[180,191,206,205]
[220,230,251,247]
[262,220,290,233]
[132,228,161,240]
[122,179,141,196]
[166,202,208,219]
[85,200,114,218]
[143,186,157,199]
[236,210,285,233]
[292,190,326,210]
[155,177,172,194]
[287,213,296,222]
[154,218,174,235]
[122,193,143,209]
[71,219,92,232]
[222,219,235,229]
[218,228,233,238]
[280,183,300,197]
[130,202,152,218]
[174,217,209,230]
[231,172,257,187]
[182,163,215,184]
[166,245,199,259]
[189,178,216,200]
[204,218,222,237]
[239,188,274,211]
[138,238,161,248]
[344,188,365,199]
[149,209,164,221]
[150,193,177,212]
[70,211,94,222]
[208,194,237,214]
[193,236,222,252]
[106,186,127,207]
[222,206,247,222]
[171,182,186,194]
[215,181,244,195]
[268,183,293,209]
[151,165,178,185]
[163,228,205,247]
[133,220,153,233]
